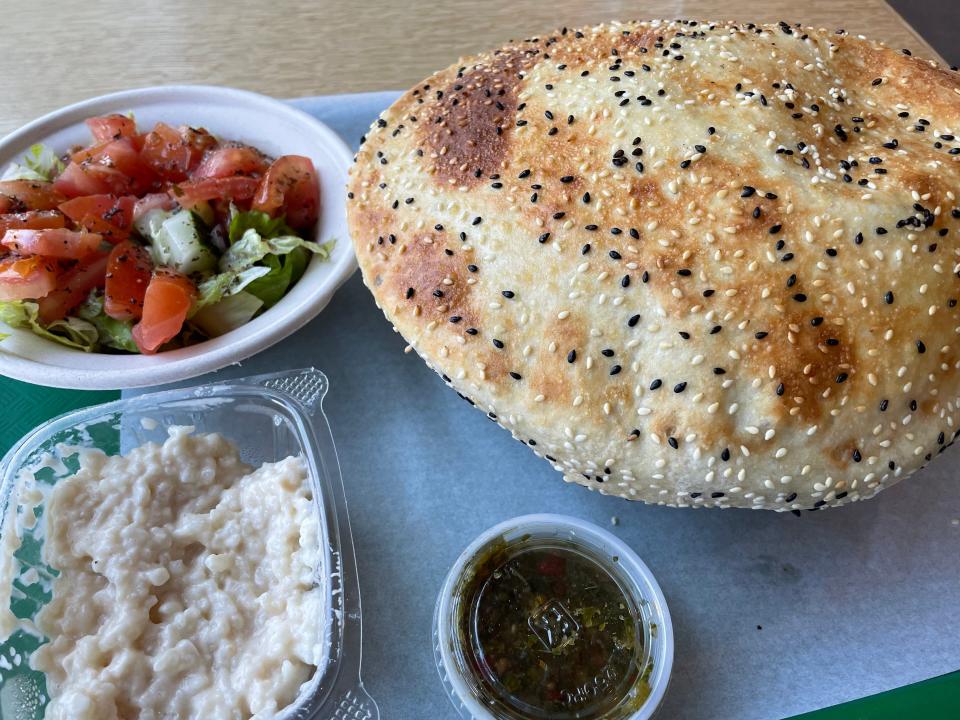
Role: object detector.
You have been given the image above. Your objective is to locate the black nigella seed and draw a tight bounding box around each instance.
[538,232,551,244]
[509,372,522,380]
[501,290,515,299]
[741,186,756,197]
[621,275,630,288]
[714,367,726,375]
[755,331,768,339]
[405,287,415,299]
[585,224,598,231]
[720,448,730,461]
[468,264,478,272]
[602,348,615,357]
[472,216,482,225]
[553,212,565,219]
[449,316,461,323]
[677,268,692,276]
[560,175,574,183]
[466,328,478,335]
[776,383,785,396]
[582,244,591,255]
[769,224,782,235]
[609,250,622,260]
[583,192,591,203]
[826,248,837,257]
[793,293,807,302]
[910,399,918,412]
[433,289,444,297]
[674,382,687,393]
[630,228,640,239]
[711,325,721,334]
[567,350,577,363]
[785,492,797,503]
[641,271,650,283]
[628,314,641,327]
[852,449,862,462]
[668,437,679,449]
[711,492,725,499]
[703,289,714,297]
[880,399,889,411]
[492,338,504,349]
[917,340,926,353]
[610,365,622,375]
[855,232,864,245]
[811,316,824,326]
[836,373,848,383]
[679,331,690,340]
[650,379,663,390]
[884,291,894,304]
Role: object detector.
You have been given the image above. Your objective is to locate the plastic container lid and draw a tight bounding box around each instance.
[434,514,673,720]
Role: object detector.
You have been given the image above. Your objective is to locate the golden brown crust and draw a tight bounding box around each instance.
[347,20,960,510]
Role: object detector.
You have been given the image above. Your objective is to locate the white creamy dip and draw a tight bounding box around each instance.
[30,426,324,720]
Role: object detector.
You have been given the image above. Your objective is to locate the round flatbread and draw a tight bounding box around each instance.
[347,20,960,510]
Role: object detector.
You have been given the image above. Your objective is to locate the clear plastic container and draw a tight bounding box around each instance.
[0,368,378,720]
[434,514,673,720]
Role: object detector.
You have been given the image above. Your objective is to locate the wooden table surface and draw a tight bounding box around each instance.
[0,0,945,137]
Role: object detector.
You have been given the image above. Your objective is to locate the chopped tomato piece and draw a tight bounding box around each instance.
[0,210,66,238]
[69,138,155,195]
[140,123,217,182]
[252,156,320,229]
[0,181,67,213]
[85,114,137,143]
[0,256,58,301]
[37,254,109,323]
[59,195,136,240]
[132,270,196,353]
[105,241,152,321]
[173,176,259,210]
[54,162,136,198]
[192,146,269,180]
[133,193,176,222]
[1,229,104,260]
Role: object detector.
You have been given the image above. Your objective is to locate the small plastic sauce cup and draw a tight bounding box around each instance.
[434,514,673,720]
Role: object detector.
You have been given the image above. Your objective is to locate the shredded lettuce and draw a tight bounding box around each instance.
[1,143,65,182]
[228,207,295,243]
[220,228,333,273]
[76,292,139,353]
[0,301,98,351]
[191,291,263,337]
[191,265,272,316]
[244,246,309,309]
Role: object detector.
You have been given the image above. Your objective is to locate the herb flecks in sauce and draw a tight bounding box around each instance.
[455,539,650,719]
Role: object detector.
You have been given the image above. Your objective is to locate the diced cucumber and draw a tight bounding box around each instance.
[134,208,173,242]
[148,210,218,275]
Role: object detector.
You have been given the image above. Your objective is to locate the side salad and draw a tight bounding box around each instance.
[0,114,331,354]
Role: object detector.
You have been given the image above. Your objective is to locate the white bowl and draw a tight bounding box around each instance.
[0,85,356,389]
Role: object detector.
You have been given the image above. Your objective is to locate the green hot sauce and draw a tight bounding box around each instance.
[453,538,651,719]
